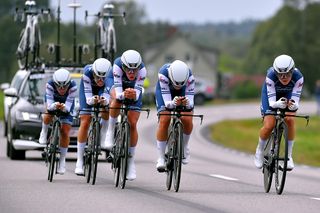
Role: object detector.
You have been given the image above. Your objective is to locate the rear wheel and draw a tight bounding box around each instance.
[85,128,94,183]
[275,123,288,195]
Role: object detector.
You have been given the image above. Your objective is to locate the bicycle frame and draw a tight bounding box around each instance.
[263,109,309,194]
[15,3,50,69]
[158,107,203,192]
[110,101,149,189]
[85,3,125,62]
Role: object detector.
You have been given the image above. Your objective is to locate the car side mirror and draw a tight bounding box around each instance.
[4,88,18,97]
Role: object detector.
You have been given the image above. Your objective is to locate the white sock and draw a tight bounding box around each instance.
[59,147,68,167]
[288,140,294,158]
[129,146,135,158]
[257,137,267,152]
[183,133,191,151]
[100,118,109,130]
[41,122,49,134]
[76,142,86,167]
[107,116,117,134]
[157,140,167,159]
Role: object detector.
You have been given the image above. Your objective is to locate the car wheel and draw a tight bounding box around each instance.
[7,118,25,160]
[194,94,205,105]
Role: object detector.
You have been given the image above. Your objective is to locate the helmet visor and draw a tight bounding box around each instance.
[54,82,70,90]
[122,64,139,73]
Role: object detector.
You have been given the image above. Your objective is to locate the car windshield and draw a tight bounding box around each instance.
[20,73,53,104]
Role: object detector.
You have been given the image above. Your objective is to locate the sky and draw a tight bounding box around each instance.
[50,0,284,24]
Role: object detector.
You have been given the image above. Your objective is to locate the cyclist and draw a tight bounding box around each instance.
[254,54,304,170]
[154,60,195,172]
[103,49,147,181]
[75,58,112,175]
[39,68,77,174]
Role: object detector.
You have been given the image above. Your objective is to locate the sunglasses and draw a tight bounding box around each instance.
[55,82,70,90]
[122,65,139,73]
[93,73,105,81]
[277,72,292,79]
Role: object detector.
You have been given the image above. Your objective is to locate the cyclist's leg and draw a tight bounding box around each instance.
[57,116,72,174]
[285,112,296,169]
[155,88,170,171]
[104,87,121,150]
[181,112,193,164]
[75,84,92,175]
[39,113,53,144]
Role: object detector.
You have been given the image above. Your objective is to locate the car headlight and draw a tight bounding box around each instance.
[16,111,40,121]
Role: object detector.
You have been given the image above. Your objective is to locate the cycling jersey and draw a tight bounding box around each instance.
[79,64,110,114]
[155,63,195,112]
[45,79,77,124]
[106,57,147,109]
[261,67,304,115]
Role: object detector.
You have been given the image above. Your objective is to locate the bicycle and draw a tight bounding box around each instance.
[15,0,51,69]
[81,103,107,185]
[262,108,309,194]
[85,3,126,62]
[109,99,149,189]
[158,106,203,192]
[42,110,67,182]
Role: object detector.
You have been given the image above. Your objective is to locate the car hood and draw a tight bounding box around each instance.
[15,97,45,114]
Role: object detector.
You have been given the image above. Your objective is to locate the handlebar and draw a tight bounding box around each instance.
[267,109,310,126]
[157,108,204,125]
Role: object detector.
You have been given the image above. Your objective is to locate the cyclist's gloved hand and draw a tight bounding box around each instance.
[270,97,287,109]
[100,96,109,106]
[181,96,190,107]
[116,92,125,101]
[288,99,299,111]
[173,96,181,106]
[60,103,68,113]
[87,95,99,105]
[165,100,176,109]
[48,102,58,111]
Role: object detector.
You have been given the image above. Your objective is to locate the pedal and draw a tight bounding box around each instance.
[106,155,113,163]
[157,167,166,173]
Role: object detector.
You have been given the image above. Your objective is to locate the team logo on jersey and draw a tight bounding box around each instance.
[138,76,145,81]
[113,72,121,78]
[298,82,303,88]
[159,76,168,84]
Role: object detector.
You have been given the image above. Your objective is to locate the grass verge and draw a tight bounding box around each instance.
[210,116,320,167]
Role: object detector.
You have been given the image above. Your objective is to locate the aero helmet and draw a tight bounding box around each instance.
[53,68,71,88]
[273,54,295,74]
[168,60,189,88]
[92,58,112,77]
[121,50,142,69]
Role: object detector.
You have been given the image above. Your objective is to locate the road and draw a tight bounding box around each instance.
[1,102,320,213]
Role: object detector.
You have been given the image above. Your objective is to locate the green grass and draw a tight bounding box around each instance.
[210,116,320,167]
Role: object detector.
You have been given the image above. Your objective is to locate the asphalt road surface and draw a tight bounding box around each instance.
[1,102,320,213]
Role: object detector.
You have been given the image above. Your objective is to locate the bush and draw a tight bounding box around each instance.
[231,80,260,99]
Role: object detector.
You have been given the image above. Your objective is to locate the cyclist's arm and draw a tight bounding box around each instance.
[64,82,77,112]
[133,66,147,101]
[158,73,174,108]
[113,63,124,100]
[290,76,304,103]
[82,70,94,105]
[265,76,277,105]
[185,74,195,108]
[45,82,55,108]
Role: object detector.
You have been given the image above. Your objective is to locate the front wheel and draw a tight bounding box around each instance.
[173,122,183,192]
[263,133,274,193]
[48,126,59,182]
[91,121,100,185]
[119,122,130,189]
[275,123,289,195]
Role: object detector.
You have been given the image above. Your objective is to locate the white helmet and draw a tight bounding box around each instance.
[168,60,189,88]
[53,68,71,88]
[92,58,112,77]
[121,50,142,69]
[273,54,295,74]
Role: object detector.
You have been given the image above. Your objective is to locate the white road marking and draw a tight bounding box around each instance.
[310,197,320,201]
[209,174,239,181]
